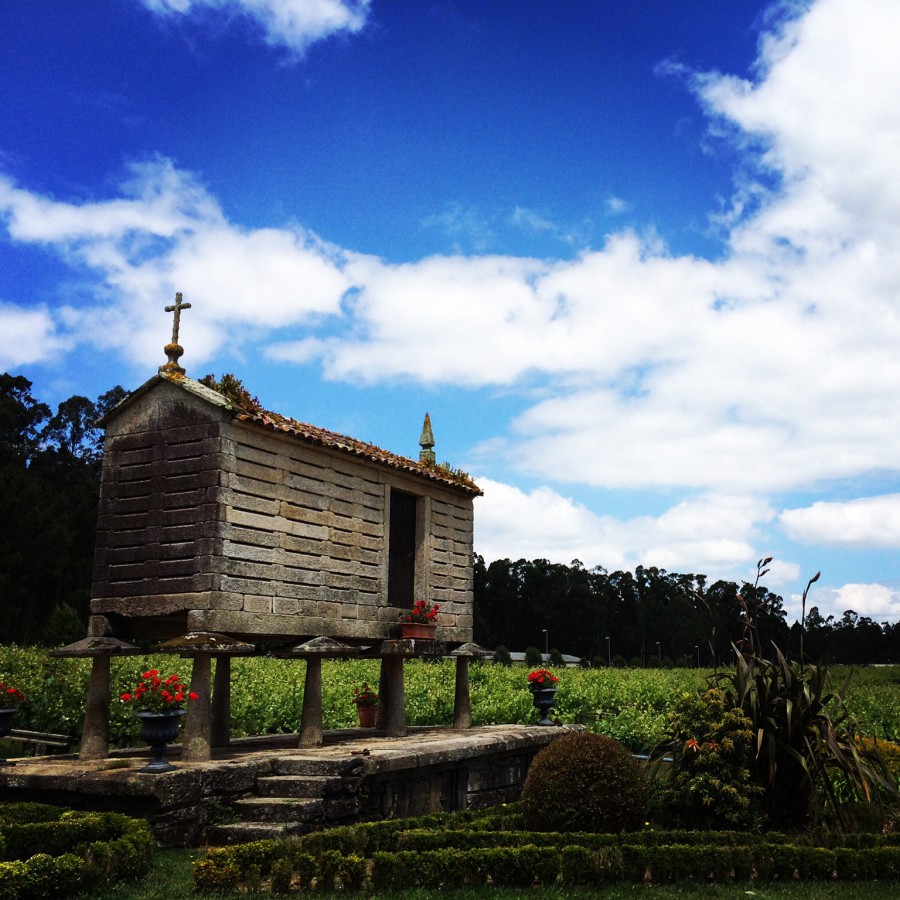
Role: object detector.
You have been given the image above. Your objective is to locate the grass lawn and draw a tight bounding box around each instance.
[79,847,900,899]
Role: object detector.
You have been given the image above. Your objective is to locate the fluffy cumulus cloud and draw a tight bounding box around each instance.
[266,1,900,497]
[3,0,900,600]
[0,158,351,369]
[0,302,65,369]
[139,0,370,54]
[474,477,779,580]
[802,583,900,623]
[780,495,900,548]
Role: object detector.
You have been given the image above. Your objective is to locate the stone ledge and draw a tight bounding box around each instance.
[0,725,578,845]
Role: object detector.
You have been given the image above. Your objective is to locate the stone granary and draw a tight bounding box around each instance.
[69,294,485,762]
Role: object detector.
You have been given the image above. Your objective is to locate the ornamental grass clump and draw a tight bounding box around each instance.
[715,645,898,825]
[652,560,900,829]
[119,670,197,713]
[521,732,649,833]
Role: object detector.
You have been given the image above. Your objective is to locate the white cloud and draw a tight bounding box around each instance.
[0,302,65,369]
[139,0,370,54]
[606,196,631,215]
[4,0,900,585]
[795,582,900,623]
[780,495,900,548]
[0,159,351,370]
[420,203,495,253]
[509,206,557,234]
[832,583,900,620]
[474,477,775,577]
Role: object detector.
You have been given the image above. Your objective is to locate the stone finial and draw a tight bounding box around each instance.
[160,291,192,375]
[419,412,436,465]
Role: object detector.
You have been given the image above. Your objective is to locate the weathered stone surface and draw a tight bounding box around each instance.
[91,373,479,665]
[0,725,577,846]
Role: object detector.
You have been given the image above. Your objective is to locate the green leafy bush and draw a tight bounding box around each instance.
[520,732,649,833]
[651,688,764,829]
[192,804,900,893]
[0,802,152,896]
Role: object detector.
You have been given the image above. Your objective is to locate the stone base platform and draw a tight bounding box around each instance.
[0,725,576,846]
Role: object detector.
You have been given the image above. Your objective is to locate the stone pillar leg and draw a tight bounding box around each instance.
[298,657,324,748]
[79,656,111,760]
[211,656,232,748]
[183,653,212,762]
[453,656,471,730]
[383,656,406,737]
[376,659,389,730]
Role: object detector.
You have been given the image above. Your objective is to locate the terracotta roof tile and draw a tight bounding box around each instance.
[234,409,482,497]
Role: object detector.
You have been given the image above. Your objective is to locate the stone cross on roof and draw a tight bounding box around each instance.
[166,292,191,344]
[160,292,192,376]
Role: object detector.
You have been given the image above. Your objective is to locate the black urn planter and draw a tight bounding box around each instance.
[136,709,185,773]
[530,687,558,726]
[0,709,17,766]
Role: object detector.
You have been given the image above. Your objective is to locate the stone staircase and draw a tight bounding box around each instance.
[206,755,365,845]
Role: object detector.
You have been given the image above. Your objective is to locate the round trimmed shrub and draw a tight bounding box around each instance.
[521,732,648,833]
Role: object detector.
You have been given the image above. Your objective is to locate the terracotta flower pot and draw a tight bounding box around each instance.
[357,704,379,728]
[400,622,437,640]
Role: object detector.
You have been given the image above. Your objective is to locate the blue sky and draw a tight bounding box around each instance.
[3,0,900,626]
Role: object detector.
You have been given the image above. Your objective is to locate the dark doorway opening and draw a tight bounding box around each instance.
[388,489,417,607]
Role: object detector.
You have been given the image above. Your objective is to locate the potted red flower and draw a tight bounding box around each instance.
[120,670,198,773]
[352,683,379,728]
[399,599,440,639]
[527,669,559,726]
[0,681,26,764]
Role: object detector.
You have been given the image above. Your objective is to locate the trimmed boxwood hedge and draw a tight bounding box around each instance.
[192,803,900,893]
[0,802,154,899]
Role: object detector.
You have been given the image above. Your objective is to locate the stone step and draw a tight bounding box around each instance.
[257,775,344,798]
[273,756,364,778]
[232,797,324,824]
[205,821,309,846]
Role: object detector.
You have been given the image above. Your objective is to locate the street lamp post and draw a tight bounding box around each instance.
[656,641,661,662]
[605,635,611,667]
[694,645,699,669]
[542,629,549,659]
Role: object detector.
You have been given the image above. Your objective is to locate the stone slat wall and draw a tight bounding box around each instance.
[430,498,474,634]
[91,380,475,643]
[196,424,386,639]
[92,401,225,623]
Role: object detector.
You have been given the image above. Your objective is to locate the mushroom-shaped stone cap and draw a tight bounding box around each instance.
[361,638,447,658]
[48,636,142,657]
[273,636,359,658]
[449,642,493,659]
[153,632,256,655]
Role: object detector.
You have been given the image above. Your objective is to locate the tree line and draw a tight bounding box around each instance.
[2,372,899,663]
[472,556,900,665]
[0,373,125,645]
